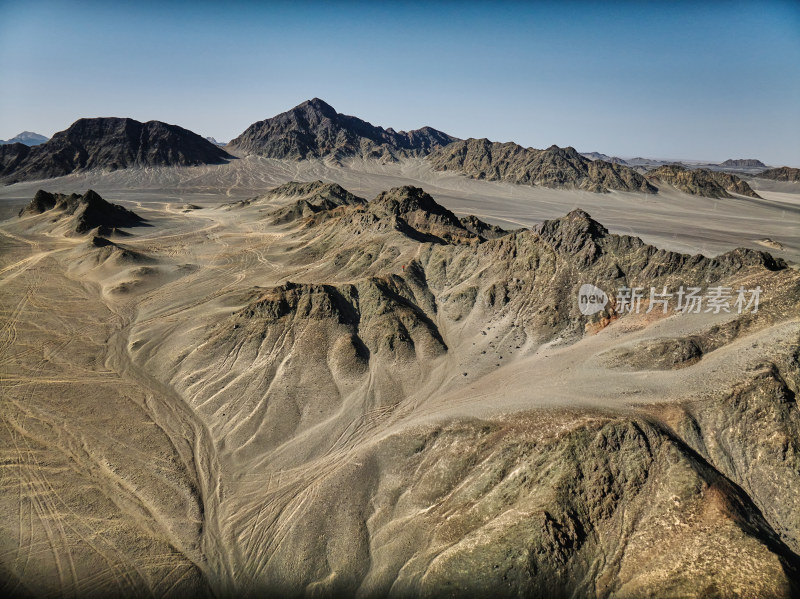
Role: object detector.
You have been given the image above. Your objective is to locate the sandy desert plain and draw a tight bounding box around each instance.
[1,155,799,597]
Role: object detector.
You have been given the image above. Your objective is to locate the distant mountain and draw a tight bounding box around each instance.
[0,118,232,184]
[205,136,226,146]
[720,158,766,168]
[756,166,800,182]
[580,151,628,165]
[428,138,656,193]
[645,164,761,199]
[227,98,458,161]
[0,131,49,146]
[625,157,673,167]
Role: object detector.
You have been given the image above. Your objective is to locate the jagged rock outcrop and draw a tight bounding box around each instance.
[365,186,486,243]
[260,186,786,347]
[19,189,144,234]
[278,185,504,248]
[226,98,458,161]
[757,166,800,182]
[709,170,763,197]
[646,164,761,198]
[0,118,231,184]
[427,138,657,193]
[236,278,446,360]
[458,215,508,239]
[261,181,367,224]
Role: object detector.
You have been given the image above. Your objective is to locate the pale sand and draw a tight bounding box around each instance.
[1,156,798,263]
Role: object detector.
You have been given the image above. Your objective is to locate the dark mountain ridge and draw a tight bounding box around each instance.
[646,164,761,198]
[226,98,458,161]
[19,189,145,234]
[428,138,657,194]
[757,166,800,182]
[1,117,232,184]
[721,158,766,168]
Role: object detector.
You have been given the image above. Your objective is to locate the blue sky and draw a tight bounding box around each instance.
[1,0,798,165]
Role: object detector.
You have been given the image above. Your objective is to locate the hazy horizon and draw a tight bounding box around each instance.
[1,0,799,166]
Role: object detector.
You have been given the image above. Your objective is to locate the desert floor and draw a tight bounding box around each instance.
[1,160,798,597]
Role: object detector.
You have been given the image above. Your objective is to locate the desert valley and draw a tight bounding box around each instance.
[0,96,799,598]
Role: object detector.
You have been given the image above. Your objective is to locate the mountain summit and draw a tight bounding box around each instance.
[226,98,458,161]
[0,118,232,184]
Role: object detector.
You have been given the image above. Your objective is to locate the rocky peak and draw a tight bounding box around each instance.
[296,97,339,119]
[371,186,451,217]
[262,181,367,224]
[19,189,144,234]
[226,99,458,161]
[535,209,609,255]
[365,186,481,243]
[27,189,58,212]
[268,180,361,203]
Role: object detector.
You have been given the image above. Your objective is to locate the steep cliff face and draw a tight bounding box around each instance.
[0,142,31,178]
[671,347,800,553]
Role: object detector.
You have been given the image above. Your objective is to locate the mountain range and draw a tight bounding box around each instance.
[430,138,657,193]
[0,100,794,199]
